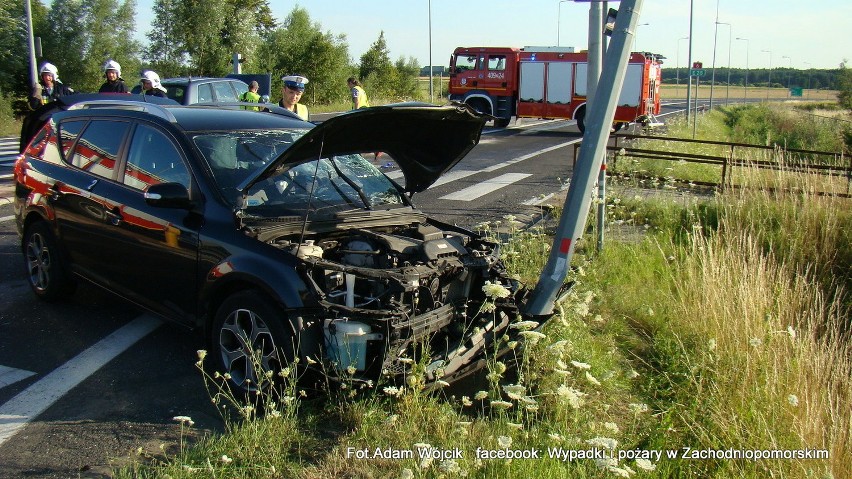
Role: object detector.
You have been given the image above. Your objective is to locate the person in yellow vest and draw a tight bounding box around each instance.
[347,77,370,109]
[279,75,309,121]
[240,81,261,111]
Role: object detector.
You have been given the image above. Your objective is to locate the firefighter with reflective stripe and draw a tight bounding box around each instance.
[28,62,75,109]
[347,77,370,109]
[99,60,128,93]
[279,75,309,121]
[140,70,167,98]
[240,81,261,110]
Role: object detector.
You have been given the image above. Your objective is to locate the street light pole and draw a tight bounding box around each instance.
[761,49,772,101]
[804,61,812,99]
[428,0,433,103]
[782,55,792,95]
[709,0,721,110]
[736,37,749,100]
[676,36,689,98]
[716,22,731,106]
[686,0,694,124]
[557,0,571,46]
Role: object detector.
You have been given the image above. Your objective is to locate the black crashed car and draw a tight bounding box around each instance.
[14,99,550,392]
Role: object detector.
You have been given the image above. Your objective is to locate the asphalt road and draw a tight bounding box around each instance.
[0,101,697,478]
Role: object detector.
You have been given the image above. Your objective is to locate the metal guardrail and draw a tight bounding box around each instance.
[573,134,852,196]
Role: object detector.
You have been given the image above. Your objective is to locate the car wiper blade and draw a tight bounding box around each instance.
[329,156,372,209]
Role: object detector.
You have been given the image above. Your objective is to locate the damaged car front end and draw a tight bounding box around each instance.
[208,104,553,389]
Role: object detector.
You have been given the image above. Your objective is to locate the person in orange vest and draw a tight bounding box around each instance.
[279,75,309,121]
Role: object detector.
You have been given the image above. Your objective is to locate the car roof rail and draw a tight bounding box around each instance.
[189,102,305,121]
[67,100,177,122]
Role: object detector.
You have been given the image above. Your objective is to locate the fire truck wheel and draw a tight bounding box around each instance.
[611,122,625,133]
[494,118,510,128]
[575,106,586,133]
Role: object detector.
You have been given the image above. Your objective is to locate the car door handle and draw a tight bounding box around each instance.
[105,207,123,226]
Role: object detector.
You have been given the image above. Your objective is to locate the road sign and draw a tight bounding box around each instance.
[690,69,705,77]
[692,61,703,69]
[790,87,803,97]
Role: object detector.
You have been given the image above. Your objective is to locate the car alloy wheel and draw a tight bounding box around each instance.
[213,291,295,392]
[23,222,73,301]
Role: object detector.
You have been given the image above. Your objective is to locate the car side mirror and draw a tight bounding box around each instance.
[260,95,270,103]
[144,182,193,209]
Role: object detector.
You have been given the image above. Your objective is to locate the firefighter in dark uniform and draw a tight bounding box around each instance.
[140,70,167,98]
[99,60,128,93]
[28,62,75,109]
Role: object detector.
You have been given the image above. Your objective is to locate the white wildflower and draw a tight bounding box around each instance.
[708,338,717,351]
[397,357,415,365]
[502,384,526,400]
[346,365,357,375]
[585,371,601,386]
[749,337,763,348]
[436,380,451,388]
[595,457,619,469]
[480,302,497,313]
[474,390,489,401]
[438,459,462,474]
[196,350,207,361]
[461,396,473,407]
[557,385,585,409]
[629,403,649,414]
[570,360,592,370]
[519,330,547,344]
[400,468,415,479]
[497,435,513,449]
[383,386,401,397]
[787,325,797,340]
[603,422,620,433]
[507,422,523,430]
[608,466,632,478]
[490,400,513,409]
[635,458,656,471]
[586,436,618,450]
[220,455,233,464]
[788,394,800,407]
[172,416,194,427]
[629,369,640,379]
[510,320,540,331]
[385,414,399,425]
[482,281,511,299]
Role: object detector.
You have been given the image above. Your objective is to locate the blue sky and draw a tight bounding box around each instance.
[134,1,852,71]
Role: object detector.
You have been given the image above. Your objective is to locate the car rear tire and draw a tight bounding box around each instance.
[23,222,75,301]
[212,290,297,393]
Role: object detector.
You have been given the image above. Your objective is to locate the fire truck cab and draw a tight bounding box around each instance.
[448,46,662,132]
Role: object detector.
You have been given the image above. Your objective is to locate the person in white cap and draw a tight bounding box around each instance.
[140,70,167,98]
[28,62,75,109]
[99,60,128,93]
[278,75,309,121]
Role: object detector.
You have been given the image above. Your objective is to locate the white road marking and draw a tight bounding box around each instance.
[0,314,162,446]
[522,193,555,206]
[431,170,479,188]
[482,140,580,173]
[0,366,36,389]
[440,173,532,201]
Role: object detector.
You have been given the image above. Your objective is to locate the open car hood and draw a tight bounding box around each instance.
[238,103,486,195]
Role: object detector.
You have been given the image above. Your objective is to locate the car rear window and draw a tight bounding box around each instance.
[68,120,131,179]
[212,81,238,102]
[166,85,187,104]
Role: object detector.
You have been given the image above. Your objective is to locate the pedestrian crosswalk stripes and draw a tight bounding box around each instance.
[0,137,18,167]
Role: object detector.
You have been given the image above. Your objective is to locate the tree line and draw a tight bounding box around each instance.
[0,0,422,107]
[662,67,843,90]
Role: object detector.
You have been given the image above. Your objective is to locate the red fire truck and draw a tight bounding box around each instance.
[448,46,662,131]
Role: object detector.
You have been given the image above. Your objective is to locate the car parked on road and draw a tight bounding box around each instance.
[130,77,250,105]
[14,99,549,392]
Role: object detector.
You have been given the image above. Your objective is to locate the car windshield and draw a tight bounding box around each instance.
[242,154,407,217]
[193,128,307,194]
[192,130,406,216]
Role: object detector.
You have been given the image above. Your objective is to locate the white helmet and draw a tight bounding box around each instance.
[140,70,166,92]
[39,62,59,81]
[103,60,122,78]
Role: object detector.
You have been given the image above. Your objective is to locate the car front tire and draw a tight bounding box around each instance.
[23,222,75,301]
[212,291,297,393]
